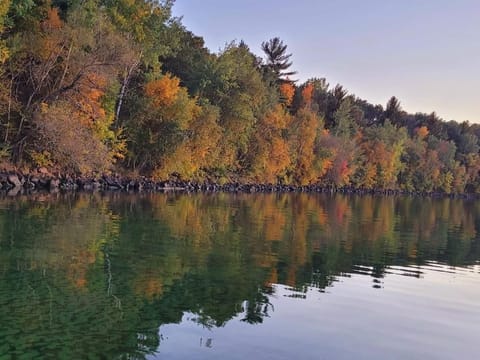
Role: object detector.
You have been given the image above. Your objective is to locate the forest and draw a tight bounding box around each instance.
[1,0,480,193]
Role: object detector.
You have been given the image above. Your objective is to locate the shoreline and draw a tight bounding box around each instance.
[1,173,478,199]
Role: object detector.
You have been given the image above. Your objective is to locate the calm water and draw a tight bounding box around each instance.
[0,192,479,359]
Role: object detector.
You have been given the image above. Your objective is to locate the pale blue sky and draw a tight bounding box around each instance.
[172,0,479,123]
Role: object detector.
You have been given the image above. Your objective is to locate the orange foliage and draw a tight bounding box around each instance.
[263,104,290,130]
[359,136,404,189]
[268,137,290,178]
[339,159,350,184]
[317,158,331,179]
[279,82,295,107]
[72,73,108,127]
[144,74,181,107]
[415,126,429,139]
[37,7,64,61]
[41,7,63,31]
[301,83,314,108]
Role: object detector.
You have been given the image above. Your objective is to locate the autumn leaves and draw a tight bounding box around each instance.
[0,1,479,193]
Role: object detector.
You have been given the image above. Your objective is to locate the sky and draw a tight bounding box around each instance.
[172,0,480,123]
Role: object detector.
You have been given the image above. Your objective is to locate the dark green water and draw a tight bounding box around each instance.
[0,193,479,359]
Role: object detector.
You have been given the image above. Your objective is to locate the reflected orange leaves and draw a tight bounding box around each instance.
[69,249,97,289]
[134,272,163,300]
[140,193,479,288]
[3,193,479,298]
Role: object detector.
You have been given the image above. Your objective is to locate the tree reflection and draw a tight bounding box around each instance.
[0,193,479,358]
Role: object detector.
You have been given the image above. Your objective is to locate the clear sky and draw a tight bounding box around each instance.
[172,0,479,123]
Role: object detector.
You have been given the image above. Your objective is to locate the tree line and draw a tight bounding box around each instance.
[1,0,479,193]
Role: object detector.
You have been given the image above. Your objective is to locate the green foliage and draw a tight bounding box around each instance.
[0,0,477,191]
[332,97,359,139]
[160,29,214,97]
[207,43,273,173]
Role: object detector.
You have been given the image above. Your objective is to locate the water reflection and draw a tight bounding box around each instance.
[0,193,479,358]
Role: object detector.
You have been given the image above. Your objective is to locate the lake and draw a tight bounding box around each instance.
[0,192,479,359]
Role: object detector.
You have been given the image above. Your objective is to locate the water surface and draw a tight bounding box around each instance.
[0,193,479,359]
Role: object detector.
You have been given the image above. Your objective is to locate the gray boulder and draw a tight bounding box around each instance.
[7,174,22,188]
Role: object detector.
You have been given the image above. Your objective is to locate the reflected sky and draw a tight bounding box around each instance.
[0,193,479,359]
[155,264,480,360]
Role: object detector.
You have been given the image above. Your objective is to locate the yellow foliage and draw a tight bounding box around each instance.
[289,108,319,184]
[30,150,53,168]
[0,43,8,63]
[249,105,292,182]
[152,105,221,179]
[154,145,192,179]
[0,1,8,61]
[0,1,9,31]
[188,106,222,168]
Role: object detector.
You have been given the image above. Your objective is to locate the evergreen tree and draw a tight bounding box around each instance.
[261,37,296,83]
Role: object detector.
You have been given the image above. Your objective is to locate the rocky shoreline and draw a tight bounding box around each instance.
[0,172,478,199]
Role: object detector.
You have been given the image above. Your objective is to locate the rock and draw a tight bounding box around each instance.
[7,187,21,196]
[25,181,35,189]
[38,178,49,188]
[49,178,60,190]
[103,176,121,189]
[7,174,22,188]
[30,176,40,185]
